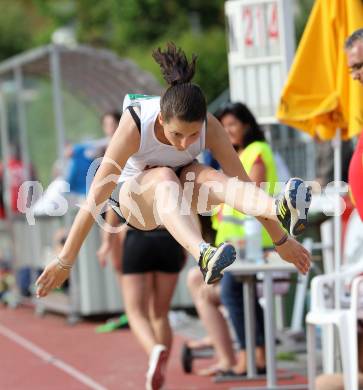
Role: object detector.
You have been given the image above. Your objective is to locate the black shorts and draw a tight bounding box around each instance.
[122,229,186,274]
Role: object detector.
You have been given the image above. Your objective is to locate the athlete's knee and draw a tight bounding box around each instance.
[126,302,149,320]
[153,167,179,183]
[195,166,224,184]
[150,303,169,320]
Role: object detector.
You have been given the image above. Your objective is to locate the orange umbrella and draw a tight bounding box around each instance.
[276,0,363,141]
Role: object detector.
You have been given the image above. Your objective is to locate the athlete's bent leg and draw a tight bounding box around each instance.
[119,168,237,284]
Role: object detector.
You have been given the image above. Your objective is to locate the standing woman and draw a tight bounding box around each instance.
[36,42,311,313]
[98,207,186,390]
[216,102,276,376]
[185,102,278,376]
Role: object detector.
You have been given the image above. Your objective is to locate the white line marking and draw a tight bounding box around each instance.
[0,323,108,390]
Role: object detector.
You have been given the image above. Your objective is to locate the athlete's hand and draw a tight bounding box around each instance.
[97,240,112,268]
[35,260,71,298]
[275,237,311,274]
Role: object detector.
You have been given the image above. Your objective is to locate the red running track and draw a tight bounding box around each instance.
[0,305,307,389]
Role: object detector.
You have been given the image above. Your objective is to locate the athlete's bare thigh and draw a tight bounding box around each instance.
[178,161,224,215]
[118,167,180,230]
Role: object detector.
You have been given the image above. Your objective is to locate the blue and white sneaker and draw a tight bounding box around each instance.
[276,177,312,237]
[198,243,236,285]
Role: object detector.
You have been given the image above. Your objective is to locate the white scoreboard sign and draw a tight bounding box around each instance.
[225,0,295,124]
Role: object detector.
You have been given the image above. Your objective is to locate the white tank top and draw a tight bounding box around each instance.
[118,97,206,183]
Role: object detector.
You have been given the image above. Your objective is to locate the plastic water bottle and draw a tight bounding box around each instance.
[244,217,264,264]
[230,238,245,261]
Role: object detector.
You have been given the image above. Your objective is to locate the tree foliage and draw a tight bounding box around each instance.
[29,0,227,101]
[0,0,320,183]
[294,0,315,44]
[74,0,224,49]
[0,0,317,102]
[0,1,31,60]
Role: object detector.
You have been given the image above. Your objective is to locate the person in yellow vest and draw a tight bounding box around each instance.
[185,102,277,376]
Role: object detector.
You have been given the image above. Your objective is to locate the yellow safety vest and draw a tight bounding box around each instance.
[213,141,278,248]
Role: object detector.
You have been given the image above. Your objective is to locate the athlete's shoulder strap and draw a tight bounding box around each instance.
[122,93,157,133]
[126,106,141,133]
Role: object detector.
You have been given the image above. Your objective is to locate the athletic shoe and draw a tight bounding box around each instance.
[198,243,236,285]
[146,344,168,390]
[276,177,312,237]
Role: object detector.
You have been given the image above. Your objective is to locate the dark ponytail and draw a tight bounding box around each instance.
[152,42,206,123]
[152,43,196,86]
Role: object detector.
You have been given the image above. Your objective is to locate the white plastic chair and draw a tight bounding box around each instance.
[320,217,334,274]
[306,271,363,390]
[306,209,363,390]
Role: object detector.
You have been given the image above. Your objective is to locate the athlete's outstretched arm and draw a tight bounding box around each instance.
[206,113,310,274]
[205,113,253,182]
[36,111,140,297]
[206,112,280,234]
